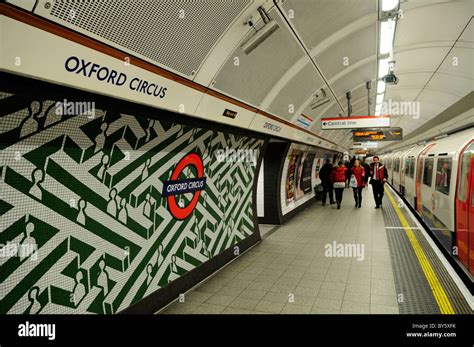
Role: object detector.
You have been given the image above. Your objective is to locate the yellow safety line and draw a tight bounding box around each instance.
[385,187,455,314]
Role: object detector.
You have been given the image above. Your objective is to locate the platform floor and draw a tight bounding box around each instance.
[159,185,472,314]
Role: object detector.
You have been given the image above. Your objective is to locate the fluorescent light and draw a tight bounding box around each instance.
[380,19,395,55]
[378,57,390,78]
[377,80,386,94]
[376,93,384,104]
[382,0,399,11]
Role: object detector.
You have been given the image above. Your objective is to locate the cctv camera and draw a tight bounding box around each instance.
[382,73,399,85]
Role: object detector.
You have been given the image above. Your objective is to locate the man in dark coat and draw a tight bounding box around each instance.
[319,159,335,205]
[369,156,388,209]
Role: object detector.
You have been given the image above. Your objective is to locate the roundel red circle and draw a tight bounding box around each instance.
[168,153,204,220]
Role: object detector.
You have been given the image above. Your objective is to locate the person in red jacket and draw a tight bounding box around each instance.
[330,161,347,209]
[350,160,365,208]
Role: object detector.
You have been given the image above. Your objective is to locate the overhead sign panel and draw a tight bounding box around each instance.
[352,127,403,141]
[354,149,368,155]
[321,116,390,130]
[352,142,378,149]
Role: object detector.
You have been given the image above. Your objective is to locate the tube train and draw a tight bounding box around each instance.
[368,128,473,279]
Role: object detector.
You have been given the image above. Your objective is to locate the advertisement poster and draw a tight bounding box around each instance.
[286,150,316,205]
[285,151,301,204]
[300,153,315,194]
[314,157,322,185]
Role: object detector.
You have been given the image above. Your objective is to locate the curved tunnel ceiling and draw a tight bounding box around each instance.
[210,0,472,150]
[25,0,473,151]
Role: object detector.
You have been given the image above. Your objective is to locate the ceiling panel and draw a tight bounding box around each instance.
[282,0,376,50]
[213,8,305,108]
[319,102,343,120]
[301,93,336,119]
[394,47,450,74]
[314,24,376,80]
[396,1,472,48]
[385,88,419,102]
[438,47,473,78]
[331,61,376,98]
[35,0,251,78]
[427,74,472,99]
[266,60,325,120]
[418,90,463,109]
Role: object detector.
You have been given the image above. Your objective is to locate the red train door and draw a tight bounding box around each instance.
[416,144,436,213]
[455,141,474,274]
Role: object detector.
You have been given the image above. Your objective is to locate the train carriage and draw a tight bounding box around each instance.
[384,128,474,277]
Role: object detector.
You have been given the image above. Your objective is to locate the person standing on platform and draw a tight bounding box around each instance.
[319,159,335,206]
[330,161,347,210]
[350,160,365,208]
[369,156,388,209]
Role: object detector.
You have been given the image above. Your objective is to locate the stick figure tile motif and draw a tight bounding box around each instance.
[94,122,108,153]
[76,199,87,225]
[97,258,110,296]
[118,197,128,224]
[107,188,118,217]
[29,168,44,200]
[20,101,42,138]
[20,222,37,261]
[72,270,86,307]
[26,287,42,314]
[97,153,110,182]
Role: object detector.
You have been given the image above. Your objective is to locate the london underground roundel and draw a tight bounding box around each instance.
[162,153,206,220]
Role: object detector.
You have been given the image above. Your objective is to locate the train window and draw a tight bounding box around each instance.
[457,152,470,202]
[406,158,415,178]
[410,158,416,177]
[435,158,452,195]
[394,158,400,172]
[422,158,434,186]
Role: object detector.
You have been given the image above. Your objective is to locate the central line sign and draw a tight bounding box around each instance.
[321,115,390,130]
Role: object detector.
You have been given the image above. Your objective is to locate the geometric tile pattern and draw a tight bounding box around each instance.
[0,91,263,314]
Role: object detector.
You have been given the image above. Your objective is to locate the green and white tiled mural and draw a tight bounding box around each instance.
[0,90,263,314]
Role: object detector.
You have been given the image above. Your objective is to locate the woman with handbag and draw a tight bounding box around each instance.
[350,160,365,208]
[330,161,347,209]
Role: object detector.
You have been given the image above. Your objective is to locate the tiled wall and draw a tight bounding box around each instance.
[0,89,263,314]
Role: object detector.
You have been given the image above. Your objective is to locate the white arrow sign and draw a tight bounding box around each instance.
[321,116,390,129]
[352,142,378,149]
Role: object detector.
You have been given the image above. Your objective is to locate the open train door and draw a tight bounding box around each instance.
[455,141,474,275]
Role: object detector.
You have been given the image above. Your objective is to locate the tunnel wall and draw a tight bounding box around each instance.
[0,78,265,314]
